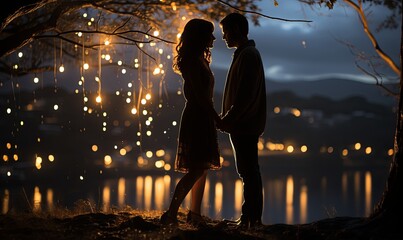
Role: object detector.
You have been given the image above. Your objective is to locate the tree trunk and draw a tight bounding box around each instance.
[372,13,403,223]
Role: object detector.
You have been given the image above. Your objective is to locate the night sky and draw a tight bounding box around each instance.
[210,1,400,89]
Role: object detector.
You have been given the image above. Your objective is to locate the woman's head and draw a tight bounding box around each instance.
[173,19,215,73]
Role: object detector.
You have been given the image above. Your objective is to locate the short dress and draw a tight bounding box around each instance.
[175,59,221,173]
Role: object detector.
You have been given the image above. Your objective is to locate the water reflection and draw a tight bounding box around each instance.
[33,186,41,212]
[2,189,9,214]
[0,167,388,224]
[300,185,308,223]
[286,176,294,224]
[214,182,223,219]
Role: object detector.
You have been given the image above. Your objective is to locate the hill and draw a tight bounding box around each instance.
[267,78,397,106]
[209,67,397,107]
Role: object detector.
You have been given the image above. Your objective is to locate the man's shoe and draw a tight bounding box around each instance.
[223,217,250,229]
[249,219,264,229]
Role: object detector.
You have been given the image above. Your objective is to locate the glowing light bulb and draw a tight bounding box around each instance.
[96,96,102,103]
[153,67,161,75]
[59,65,65,72]
[83,63,89,70]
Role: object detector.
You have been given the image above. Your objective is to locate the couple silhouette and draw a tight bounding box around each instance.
[160,12,267,229]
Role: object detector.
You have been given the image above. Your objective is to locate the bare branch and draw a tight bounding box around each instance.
[217,0,312,22]
[355,61,399,97]
[343,0,401,77]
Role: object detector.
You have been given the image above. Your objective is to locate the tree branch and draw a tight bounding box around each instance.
[216,0,312,22]
[344,0,401,77]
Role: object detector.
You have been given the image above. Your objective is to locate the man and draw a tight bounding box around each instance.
[218,12,267,228]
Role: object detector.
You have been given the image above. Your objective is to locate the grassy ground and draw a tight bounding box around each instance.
[0,202,401,240]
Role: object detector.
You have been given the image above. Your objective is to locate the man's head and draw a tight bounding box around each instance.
[220,12,249,48]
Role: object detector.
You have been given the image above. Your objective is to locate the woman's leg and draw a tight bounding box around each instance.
[164,169,205,218]
[190,170,207,214]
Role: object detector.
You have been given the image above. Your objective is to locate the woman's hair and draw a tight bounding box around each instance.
[173,19,214,73]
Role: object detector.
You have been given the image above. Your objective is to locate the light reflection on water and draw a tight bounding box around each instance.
[0,167,388,224]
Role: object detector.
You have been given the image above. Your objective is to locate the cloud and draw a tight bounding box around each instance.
[278,22,313,34]
[266,65,284,77]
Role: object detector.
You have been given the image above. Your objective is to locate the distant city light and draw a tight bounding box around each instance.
[156,149,165,157]
[104,155,112,166]
[146,151,153,158]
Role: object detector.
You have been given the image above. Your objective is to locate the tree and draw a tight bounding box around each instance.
[302,0,402,233]
[0,0,263,77]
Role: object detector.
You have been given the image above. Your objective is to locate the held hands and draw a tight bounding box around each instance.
[215,114,230,133]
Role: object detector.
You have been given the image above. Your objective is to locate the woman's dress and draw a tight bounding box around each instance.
[175,59,221,172]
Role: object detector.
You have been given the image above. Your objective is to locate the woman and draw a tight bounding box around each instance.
[160,19,221,226]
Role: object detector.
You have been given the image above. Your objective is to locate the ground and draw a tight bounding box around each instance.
[0,206,401,240]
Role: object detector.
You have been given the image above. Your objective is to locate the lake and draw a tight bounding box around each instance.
[0,155,391,225]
